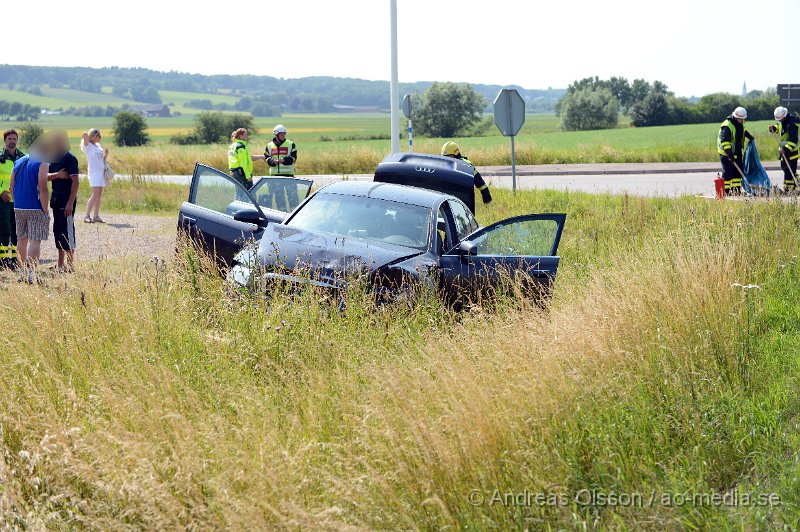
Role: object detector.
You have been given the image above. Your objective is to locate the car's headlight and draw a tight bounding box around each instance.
[228,261,252,287]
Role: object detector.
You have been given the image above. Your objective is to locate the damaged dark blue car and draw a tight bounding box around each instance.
[178,153,566,305]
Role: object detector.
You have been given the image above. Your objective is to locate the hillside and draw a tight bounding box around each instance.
[0,64,564,115]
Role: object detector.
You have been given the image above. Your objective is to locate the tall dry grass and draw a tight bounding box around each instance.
[1,195,798,528]
[101,141,724,177]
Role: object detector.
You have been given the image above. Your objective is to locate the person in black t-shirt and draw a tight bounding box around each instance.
[48,131,80,272]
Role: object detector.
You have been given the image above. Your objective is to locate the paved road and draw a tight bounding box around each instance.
[482,170,786,197]
[128,161,788,198]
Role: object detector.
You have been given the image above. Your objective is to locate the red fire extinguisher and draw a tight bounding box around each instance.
[714,173,725,199]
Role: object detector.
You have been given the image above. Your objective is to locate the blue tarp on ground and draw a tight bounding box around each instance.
[742,142,771,196]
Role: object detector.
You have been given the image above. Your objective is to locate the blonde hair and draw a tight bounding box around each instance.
[231,128,248,141]
[88,128,101,141]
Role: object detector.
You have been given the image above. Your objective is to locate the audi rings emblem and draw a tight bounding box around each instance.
[415,167,435,173]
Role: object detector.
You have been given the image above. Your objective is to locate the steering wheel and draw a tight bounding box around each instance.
[384,234,417,246]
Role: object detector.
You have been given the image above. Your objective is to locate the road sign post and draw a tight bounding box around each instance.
[402,94,413,152]
[493,89,526,193]
[389,0,400,153]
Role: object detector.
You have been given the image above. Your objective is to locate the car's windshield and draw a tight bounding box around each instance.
[287,193,432,250]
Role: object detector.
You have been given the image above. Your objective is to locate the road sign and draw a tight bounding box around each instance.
[493,89,525,136]
[493,89,526,193]
[402,94,412,119]
[778,84,800,109]
[402,94,413,152]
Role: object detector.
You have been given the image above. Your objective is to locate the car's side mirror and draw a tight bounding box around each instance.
[234,208,267,226]
[456,240,477,259]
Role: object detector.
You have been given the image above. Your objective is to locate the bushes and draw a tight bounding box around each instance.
[171,112,258,145]
[559,77,781,129]
[414,82,486,138]
[112,111,149,147]
[18,122,43,149]
[560,88,618,131]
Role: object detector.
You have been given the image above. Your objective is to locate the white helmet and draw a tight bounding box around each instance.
[273,124,287,135]
[774,106,789,120]
[732,107,747,120]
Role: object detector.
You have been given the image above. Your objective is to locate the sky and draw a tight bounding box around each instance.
[7,0,798,97]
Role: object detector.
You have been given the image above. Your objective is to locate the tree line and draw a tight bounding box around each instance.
[0,64,564,113]
[0,100,41,121]
[557,77,780,131]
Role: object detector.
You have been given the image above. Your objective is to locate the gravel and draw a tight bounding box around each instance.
[36,213,176,266]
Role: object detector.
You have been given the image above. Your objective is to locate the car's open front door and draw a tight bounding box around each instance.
[439,213,566,305]
[178,163,268,266]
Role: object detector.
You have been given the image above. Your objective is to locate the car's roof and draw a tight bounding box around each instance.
[316,180,451,209]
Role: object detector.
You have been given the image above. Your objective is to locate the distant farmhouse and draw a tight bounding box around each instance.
[333,104,381,113]
[128,104,171,117]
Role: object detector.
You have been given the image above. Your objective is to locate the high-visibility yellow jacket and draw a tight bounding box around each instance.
[777,115,800,161]
[0,148,25,197]
[228,139,254,179]
[461,157,490,193]
[265,138,297,176]
[717,116,752,158]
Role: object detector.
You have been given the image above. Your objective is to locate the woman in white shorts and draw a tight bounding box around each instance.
[80,128,108,223]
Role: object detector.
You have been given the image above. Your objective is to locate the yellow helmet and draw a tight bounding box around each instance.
[441,141,461,157]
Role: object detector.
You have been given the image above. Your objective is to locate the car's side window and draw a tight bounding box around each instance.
[253,178,311,213]
[471,219,560,256]
[436,206,451,254]
[193,168,244,214]
[447,199,478,242]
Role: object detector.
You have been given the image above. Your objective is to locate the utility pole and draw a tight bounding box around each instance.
[389,0,400,153]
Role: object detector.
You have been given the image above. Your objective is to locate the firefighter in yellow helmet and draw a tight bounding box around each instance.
[440,141,492,204]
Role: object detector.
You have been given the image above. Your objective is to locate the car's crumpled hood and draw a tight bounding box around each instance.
[253,223,424,286]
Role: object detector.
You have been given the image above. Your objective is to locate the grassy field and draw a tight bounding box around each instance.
[1,188,799,528]
[0,87,136,109]
[2,109,783,175]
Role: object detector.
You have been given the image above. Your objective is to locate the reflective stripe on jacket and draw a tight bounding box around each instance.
[778,116,800,161]
[717,118,749,157]
[461,157,489,192]
[266,139,296,176]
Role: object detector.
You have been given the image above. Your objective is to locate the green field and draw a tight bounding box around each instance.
[2,99,783,175]
[2,188,799,528]
[159,90,242,115]
[0,87,138,108]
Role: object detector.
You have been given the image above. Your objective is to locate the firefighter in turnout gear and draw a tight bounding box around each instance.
[441,141,492,204]
[769,106,799,193]
[717,107,754,195]
[265,124,297,176]
[0,129,24,268]
[228,128,265,190]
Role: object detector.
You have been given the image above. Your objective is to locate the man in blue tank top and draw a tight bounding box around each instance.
[10,143,50,282]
